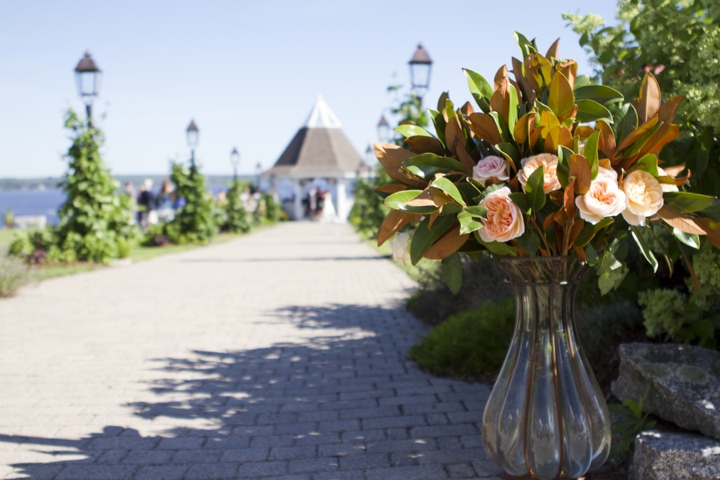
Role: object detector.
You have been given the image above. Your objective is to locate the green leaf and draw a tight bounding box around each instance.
[395,125,433,138]
[574,85,624,105]
[489,111,512,143]
[574,75,591,89]
[557,146,573,188]
[615,103,638,145]
[407,153,467,173]
[582,131,600,179]
[465,205,489,216]
[404,164,445,179]
[384,189,438,214]
[575,217,614,247]
[507,84,519,137]
[410,215,455,265]
[431,177,465,206]
[441,253,463,294]
[458,205,488,235]
[457,181,482,204]
[464,69,492,113]
[525,166,546,212]
[474,231,518,256]
[585,243,599,266]
[672,228,700,249]
[495,143,520,165]
[636,154,659,177]
[576,99,614,124]
[664,192,717,213]
[427,108,447,146]
[513,31,535,57]
[515,228,541,255]
[630,225,659,273]
[509,192,531,214]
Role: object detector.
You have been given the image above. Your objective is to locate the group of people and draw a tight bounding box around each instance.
[123,179,181,230]
[303,187,337,222]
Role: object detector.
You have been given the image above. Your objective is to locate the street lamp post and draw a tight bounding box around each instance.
[408,43,433,100]
[377,115,390,143]
[186,120,199,171]
[230,147,240,183]
[74,51,102,127]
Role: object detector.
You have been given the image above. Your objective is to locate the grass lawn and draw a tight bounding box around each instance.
[2,229,247,282]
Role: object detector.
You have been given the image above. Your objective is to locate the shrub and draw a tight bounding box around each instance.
[409,298,515,378]
[0,256,29,297]
[222,182,250,233]
[116,237,132,259]
[164,163,216,244]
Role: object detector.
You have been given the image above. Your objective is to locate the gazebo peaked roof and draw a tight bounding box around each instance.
[265,96,366,178]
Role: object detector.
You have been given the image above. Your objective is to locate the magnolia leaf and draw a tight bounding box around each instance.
[636,123,680,159]
[695,217,720,249]
[496,142,520,165]
[615,103,639,145]
[384,190,437,214]
[548,71,574,118]
[509,192,531,214]
[516,227,541,255]
[574,85,624,105]
[489,111,512,143]
[428,108,447,145]
[395,125,433,138]
[377,210,414,246]
[576,99,614,124]
[546,38,560,59]
[441,253,463,294]
[597,120,616,160]
[507,83,519,137]
[525,166,546,212]
[464,68,493,113]
[406,136,444,156]
[673,228,700,249]
[664,192,716,213]
[574,217,613,247]
[422,226,470,260]
[570,154,592,194]
[657,95,685,124]
[431,177,465,206]
[557,146,573,187]
[585,243,599,266]
[574,75,591,89]
[637,154,659,177]
[374,143,425,187]
[474,231,518,256]
[513,112,536,144]
[374,183,406,199]
[582,130,600,179]
[406,153,467,173]
[657,205,706,235]
[468,113,503,145]
[630,226,659,273]
[410,215,455,265]
[636,72,662,124]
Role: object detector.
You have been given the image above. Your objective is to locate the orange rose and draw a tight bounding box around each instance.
[478,187,525,243]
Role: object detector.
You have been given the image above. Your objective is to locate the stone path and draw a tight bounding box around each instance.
[0,223,501,480]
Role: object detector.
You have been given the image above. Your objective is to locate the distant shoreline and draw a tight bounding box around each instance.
[0,175,256,191]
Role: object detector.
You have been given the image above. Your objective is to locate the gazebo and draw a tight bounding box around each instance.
[264,96,367,221]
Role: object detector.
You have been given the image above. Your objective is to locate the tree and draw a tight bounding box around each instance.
[564,0,720,195]
[222,181,250,233]
[54,109,135,263]
[164,163,216,244]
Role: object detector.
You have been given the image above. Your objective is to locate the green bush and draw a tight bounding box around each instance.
[163,163,216,244]
[409,298,515,378]
[222,181,251,233]
[0,256,29,297]
[263,192,282,224]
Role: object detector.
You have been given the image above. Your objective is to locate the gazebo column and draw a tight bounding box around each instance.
[336,177,348,222]
[293,179,303,221]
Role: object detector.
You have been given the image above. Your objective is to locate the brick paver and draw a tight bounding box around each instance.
[0,223,502,479]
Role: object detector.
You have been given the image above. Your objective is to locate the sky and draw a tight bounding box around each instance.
[0,0,618,179]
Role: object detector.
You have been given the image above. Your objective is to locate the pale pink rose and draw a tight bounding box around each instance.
[517,154,562,193]
[657,167,679,193]
[473,156,510,184]
[391,231,412,265]
[621,170,664,227]
[575,168,627,224]
[478,187,525,243]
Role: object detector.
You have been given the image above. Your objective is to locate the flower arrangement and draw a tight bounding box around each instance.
[377,33,719,293]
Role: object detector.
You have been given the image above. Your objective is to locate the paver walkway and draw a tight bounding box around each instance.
[0,223,501,480]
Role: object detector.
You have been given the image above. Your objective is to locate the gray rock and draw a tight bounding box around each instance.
[612,343,720,440]
[628,430,720,480]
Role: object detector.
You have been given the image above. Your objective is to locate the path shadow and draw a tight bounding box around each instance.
[0,304,494,479]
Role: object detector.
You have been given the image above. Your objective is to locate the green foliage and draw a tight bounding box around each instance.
[409,298,515,377]
[4,209,13,228]
[262,192,282,223]
[564,0,720,195]
[639,243,720,349]
[163,163,216,245]
[609,386,656,460]
[0,256,29,297]
[49,109,136,263]
[222,181,251,233]
[348,165,392,236]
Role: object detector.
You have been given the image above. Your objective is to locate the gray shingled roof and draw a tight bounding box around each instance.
[265,97,365,177]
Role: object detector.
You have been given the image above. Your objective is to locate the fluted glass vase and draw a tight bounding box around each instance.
[482,257,611,480]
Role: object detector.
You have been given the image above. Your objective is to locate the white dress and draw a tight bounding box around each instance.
[320,193,339,223]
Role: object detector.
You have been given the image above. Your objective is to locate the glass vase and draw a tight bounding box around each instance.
[482,257,611,480]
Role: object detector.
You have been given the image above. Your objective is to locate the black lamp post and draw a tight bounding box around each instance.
[186,120,199,169]
[74,51,101,127]
[377,115,390,142]
[409,43,433,100]
[230,147,240,183]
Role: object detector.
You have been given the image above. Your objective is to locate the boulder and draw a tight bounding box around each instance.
[628,430,720,480]
[612,343,720,440]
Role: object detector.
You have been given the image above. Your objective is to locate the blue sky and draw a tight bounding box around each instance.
[0,0,618,178]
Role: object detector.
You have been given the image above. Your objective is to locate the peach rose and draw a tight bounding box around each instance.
[657,167,679,193]
[621,170,664,226]
[391,231,412,265]
[575,168,627,224]
[478,187,525,243]
[517,154,562,193]
[473,156,510,184]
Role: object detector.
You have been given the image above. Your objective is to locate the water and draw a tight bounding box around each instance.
[0,184,234,227]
